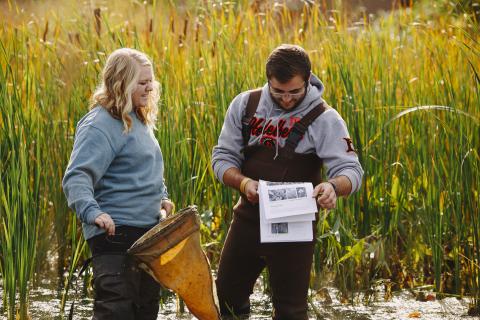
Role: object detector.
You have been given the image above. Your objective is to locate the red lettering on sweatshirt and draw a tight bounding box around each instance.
[249,116,301,148]
[343,137,356,153]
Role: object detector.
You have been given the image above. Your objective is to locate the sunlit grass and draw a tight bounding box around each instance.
[0,36,43,319]
[0,0,479,318]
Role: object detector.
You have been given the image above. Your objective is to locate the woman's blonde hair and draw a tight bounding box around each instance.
[90,48,160,132]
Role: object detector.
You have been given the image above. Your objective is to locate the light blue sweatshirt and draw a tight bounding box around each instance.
[63,106,168,240]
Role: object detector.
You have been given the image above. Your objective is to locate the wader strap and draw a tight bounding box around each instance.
[282,102,327,158]
[242,89,262,147]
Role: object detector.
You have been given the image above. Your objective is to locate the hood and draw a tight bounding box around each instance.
[247,73,326,154]
[259,73,325,118]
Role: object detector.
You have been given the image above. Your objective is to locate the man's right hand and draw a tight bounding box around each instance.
[244,180,259,204]
[95,212,115,236]
[222,167,259,204]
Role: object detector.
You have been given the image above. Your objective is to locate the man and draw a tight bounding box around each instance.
[212,44,363,319]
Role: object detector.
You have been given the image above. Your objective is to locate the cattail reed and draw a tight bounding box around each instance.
[94,8,101,37]
[42,20,48,42]
[0,0,479,318]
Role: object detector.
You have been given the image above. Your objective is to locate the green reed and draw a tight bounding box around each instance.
[0,0,479,317]
[0,37,43,318]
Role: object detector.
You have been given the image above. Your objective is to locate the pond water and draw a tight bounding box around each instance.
[0,277,475,319]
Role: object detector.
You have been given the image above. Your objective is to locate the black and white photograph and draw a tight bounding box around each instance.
[296,187,307,198]
[286,188,298,199]
[271,223,289,234]
[268,189,287,201]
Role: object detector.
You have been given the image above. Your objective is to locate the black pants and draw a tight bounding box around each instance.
[216,214,315,320]
[88,226,161,320]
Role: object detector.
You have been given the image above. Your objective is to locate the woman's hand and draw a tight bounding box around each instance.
[95,212,115,236]
[161,199,175,217]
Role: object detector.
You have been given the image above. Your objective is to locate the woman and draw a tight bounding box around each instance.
[63,48,174,319]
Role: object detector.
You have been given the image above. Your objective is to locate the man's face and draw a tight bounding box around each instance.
[268,75,307,111]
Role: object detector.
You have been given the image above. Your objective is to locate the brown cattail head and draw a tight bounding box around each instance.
[169,14,175,34]
[94,8,101,36]
[194,18,200,43]
[42,20,49,42]
[183,16,188,38]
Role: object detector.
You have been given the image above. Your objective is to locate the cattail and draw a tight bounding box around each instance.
[211,40,216,57]
[183,16,189,38]
[42,20,48,42]
[169,14,175,34]
[178,16,188,48]
[94,8,101,37]
[250,0,261,13]
[321,0,327,15]
[194,17,200,43]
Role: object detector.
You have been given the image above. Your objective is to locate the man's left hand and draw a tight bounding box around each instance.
[312,182,337,209]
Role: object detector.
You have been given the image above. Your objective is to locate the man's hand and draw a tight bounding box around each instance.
[94,212,115,236]
[222,168,259,204]
[312,182,337,209]
[244,180,259,204]
[161,199,175,217]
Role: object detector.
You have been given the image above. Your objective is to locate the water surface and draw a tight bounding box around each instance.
[0,278,474,319]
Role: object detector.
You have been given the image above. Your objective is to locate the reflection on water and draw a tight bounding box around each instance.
[0,278,474,319]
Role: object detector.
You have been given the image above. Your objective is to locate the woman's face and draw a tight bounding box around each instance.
[132,65,153,109]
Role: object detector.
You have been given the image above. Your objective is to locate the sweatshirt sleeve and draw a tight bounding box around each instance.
[161,178,169,200]
[311,110,364,194]
[62,125,117,224]
[211,92,248,183]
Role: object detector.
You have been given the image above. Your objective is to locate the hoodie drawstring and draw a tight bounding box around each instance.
[274,123,279,160]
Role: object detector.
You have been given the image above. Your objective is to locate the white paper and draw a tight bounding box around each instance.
[258,180,318,220]
[266,212,315,223]
[258,180,316,243]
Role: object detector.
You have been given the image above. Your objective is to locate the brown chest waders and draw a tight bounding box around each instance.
[216,89,326,319]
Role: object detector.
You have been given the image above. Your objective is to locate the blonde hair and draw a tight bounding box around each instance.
[90,48,160,132]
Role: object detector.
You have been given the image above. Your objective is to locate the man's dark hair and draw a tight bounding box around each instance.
[266,44,311,83]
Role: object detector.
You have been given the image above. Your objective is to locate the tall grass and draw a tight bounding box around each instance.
[0,0,479,318]
[0,37,43,318]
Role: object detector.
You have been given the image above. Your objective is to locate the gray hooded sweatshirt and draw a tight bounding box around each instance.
[211,75,364,194]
